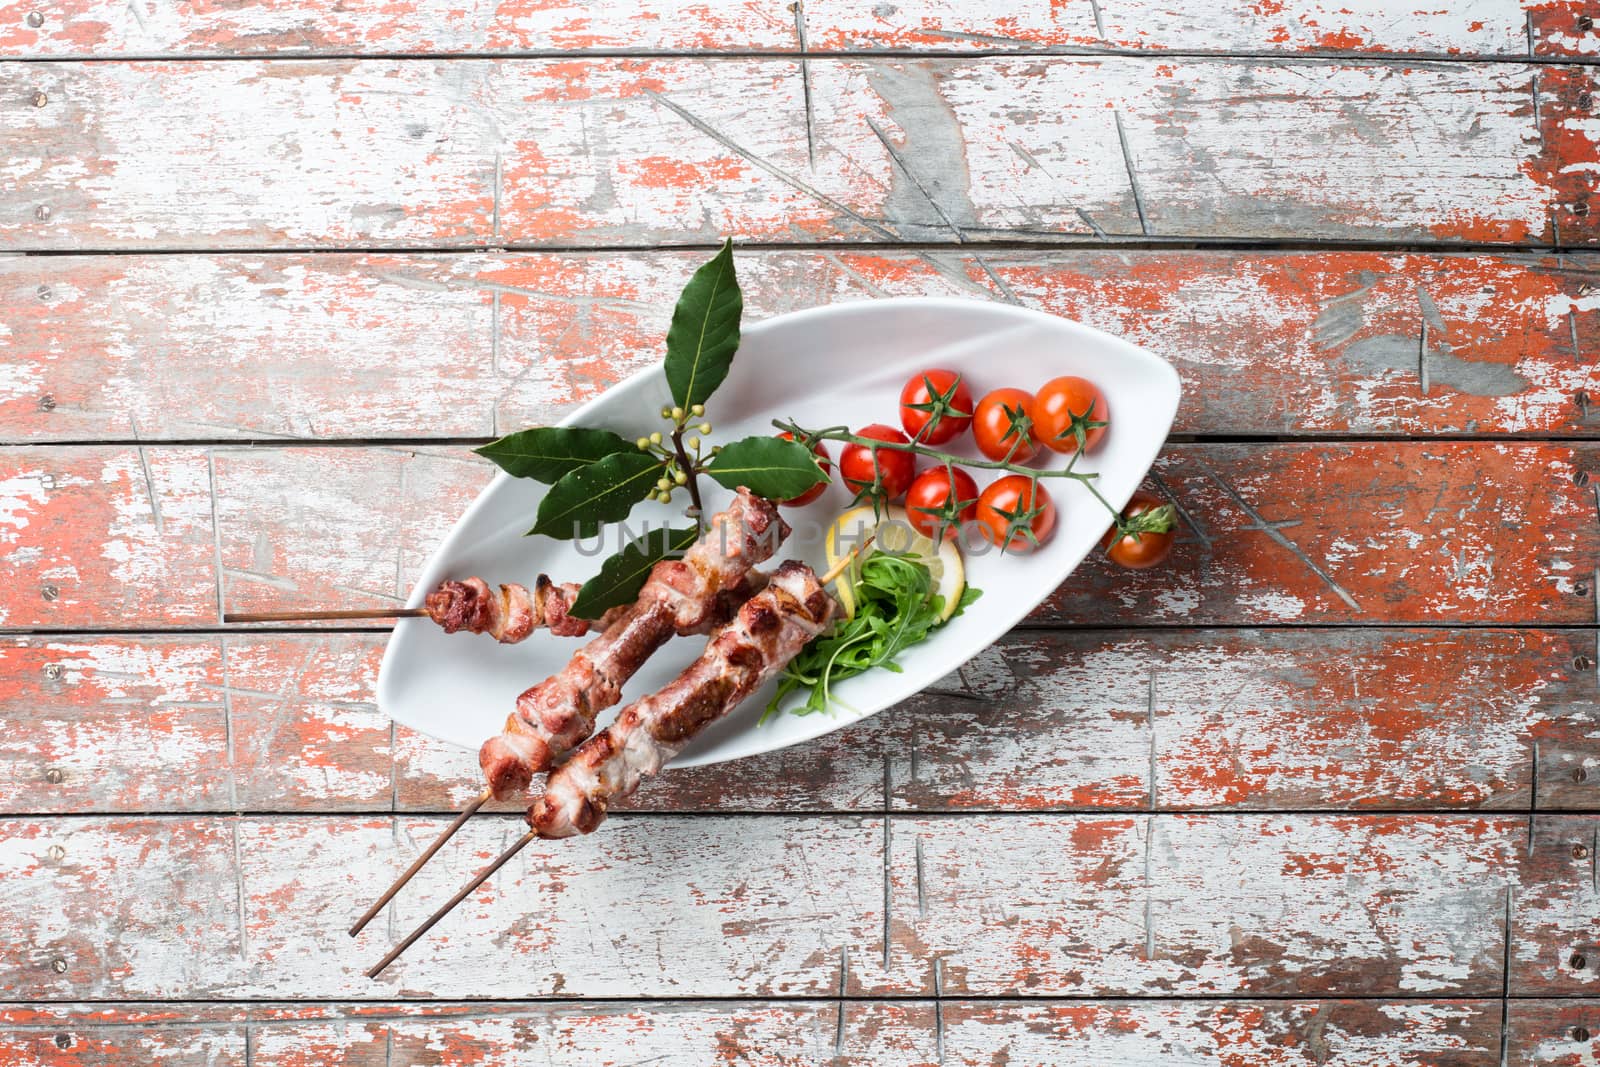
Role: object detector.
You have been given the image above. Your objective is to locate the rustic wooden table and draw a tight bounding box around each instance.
[5,2,1600,1063]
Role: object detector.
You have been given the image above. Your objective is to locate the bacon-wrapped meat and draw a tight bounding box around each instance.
[478,489,789,799]
[425,575,589,642]
[530,560,836,838]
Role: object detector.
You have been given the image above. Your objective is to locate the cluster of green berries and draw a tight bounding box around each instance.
[635,403,717,504]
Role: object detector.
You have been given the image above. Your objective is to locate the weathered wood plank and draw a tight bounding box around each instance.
[1510,815,1600,997]
[873,815,1521,997]
[0,819,1536,1004]
[1,58,1574,249]
[7,627,1584,816]
[938,1000,1504,1066]
[1507,1000,1600,1065]
[10,251,1600,443]
[2,0,1578,59]
[3,815,884,998]
[0,998,1523,1066]
[0,814,1529,998]
[5,442,1590,629]
[896,627,1588,814]
[0,633,889,815]
[813,0,1557,58]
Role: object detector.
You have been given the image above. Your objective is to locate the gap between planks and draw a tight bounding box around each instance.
[9,46,1600,67]
[21,236,1600,261]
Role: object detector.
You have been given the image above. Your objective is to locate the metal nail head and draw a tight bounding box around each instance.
[44,767,63,784]
[1576,766,1590,783]
[1584,93,1596,110]
[1578,470,1591,486]
[46,844,64,861]
[53,1033,71,1049]
[1582,14,1595,32]
[1575,655,1592,671]
[43,663,62,680]
[1577,583,1589,596]
[35,285,51,301]
[1578,201,1592,218]
[34,205,50,221]
[1577,389,1591,409]
[38,394,55,411]
[49,957,66,974]
[1576,843,1591,859]
[1574,1025,1592,1042]
[40,584,58,600]
[30,90,46,108]
[24,10,42,27]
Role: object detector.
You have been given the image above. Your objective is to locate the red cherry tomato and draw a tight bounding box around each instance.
[776,431,831,507]
[904,466,979,540]
[839,424,915,502]
[975,475,1055,553]
[972,388,1039,463]
[1101,491,1177,569]
[1034,376,1109,455]
[899,369,974,446]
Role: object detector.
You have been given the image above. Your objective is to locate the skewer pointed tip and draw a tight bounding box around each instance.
[348,788,491,937]
[366,829,537,979]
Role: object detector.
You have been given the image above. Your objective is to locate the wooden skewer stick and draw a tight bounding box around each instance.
[367,828,536,979]
[349,787,491,937]
[226,608,429,623]
[366,549,871,975]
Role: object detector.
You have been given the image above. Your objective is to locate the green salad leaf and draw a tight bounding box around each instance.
[767,552,980,719]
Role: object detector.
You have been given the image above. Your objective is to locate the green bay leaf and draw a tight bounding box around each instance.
[475,426,635,483]
[664,239,742,410]
[705,434,829,501]
[530,451,664,540]
[569,525,700,619]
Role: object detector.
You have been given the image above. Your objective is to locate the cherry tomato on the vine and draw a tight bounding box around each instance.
[1034,375,1108,455]
[775,431,831,507]
[899,369,974,446]
[975,475,1055,553]
[839,424,916,502]
[904,465,979,540]
[1101,491,1177,569]
[972,388,1040,463]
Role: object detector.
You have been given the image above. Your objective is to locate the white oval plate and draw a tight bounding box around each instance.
[378,297,1179,768]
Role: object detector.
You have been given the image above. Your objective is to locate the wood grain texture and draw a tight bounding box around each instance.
[1507,1000,1600,1066]
[10,250,1600,443]
[10,627,1587,816]
[0,999,1538,1066]
[5,442,1592,629]
[2,58,1581,250]
[1509,815,1600,997]
[0,814,1551,999]
[2,0,1584,59]
[881,814,1521,997]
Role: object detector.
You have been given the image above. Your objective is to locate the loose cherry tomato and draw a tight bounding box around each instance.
[1101,491,1177,569]
[975,475,1055,553]
[899,369,974,446]
[776,431,831,507]
[839,424,915,502]
[904,465,979,540]
[972,388,1039,463]
[1034,375,1108,455]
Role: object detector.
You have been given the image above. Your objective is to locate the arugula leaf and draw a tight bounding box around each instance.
[530,451,665,540]
[570,525,699,619]
[664,239,742,410]
[767,553,981,719]
[476,426,635,483]
[705,434,828,501]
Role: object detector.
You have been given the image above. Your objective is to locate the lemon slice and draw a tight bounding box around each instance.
[823,505,965,620]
